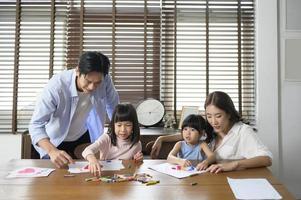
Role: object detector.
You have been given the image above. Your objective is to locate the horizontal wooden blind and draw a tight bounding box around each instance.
[0,0,255,134]
[0,2,16,133]
[66,0,161,105]
[161,0,255,123]
[0,1,68,134]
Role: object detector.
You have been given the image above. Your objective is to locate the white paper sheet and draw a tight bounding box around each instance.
[6,167,55,178]
[68,160,124,173]
[227,177,282,199]
[149,163,205,179]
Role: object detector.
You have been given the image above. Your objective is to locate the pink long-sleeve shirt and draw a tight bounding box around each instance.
[82,133,142,160]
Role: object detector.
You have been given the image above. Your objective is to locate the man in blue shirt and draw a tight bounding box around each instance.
[29,52,119,168]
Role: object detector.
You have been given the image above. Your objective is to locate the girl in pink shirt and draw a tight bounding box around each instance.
[82,103,143,176]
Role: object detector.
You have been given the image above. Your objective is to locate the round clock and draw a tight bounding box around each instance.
[136,98,165,127]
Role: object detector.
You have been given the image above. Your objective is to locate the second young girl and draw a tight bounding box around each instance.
[167,114,215,170]
[82,103,143,176]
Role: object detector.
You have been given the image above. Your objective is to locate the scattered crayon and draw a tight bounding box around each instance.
[85,177,100,182]
[64,174,75,177]
[191,182,198,186]
[146,180,160,186]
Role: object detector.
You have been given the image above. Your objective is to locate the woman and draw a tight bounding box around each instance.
[151,91,272,173]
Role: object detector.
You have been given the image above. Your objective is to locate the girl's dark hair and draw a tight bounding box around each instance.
[181,114,213,143]
[204,91,241,123]
[78,51,110,76]
[107,103,140,148]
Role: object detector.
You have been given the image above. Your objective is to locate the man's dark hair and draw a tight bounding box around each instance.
[78,51,110,76]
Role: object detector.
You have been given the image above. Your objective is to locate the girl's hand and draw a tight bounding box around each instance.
[196,160,209,171]
[86,155,102,177]
[206,161,239,174]
[180,159,192,167]
[133,151,143,162]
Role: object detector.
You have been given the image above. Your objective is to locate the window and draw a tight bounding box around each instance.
[0,0,67,133]
[0,0,255,134]
[161,0,255,123]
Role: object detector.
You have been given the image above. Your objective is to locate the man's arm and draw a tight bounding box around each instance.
[37,138,74,168]
[105,75,120,120]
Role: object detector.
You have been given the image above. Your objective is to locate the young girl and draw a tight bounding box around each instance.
[167,114,215,170]
[82,103,143,176]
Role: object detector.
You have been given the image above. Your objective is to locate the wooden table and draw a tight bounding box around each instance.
[0,159,295,200]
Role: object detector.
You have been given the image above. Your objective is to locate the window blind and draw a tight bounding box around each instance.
[0,2,16,133]
[160,0,255,123]
[0,0,255,134]
[65,0,161,104]
[0,0,67,134]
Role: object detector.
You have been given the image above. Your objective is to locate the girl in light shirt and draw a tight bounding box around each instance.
[151,91,272,173]
[167,114,215,170]
[82,103,143,176]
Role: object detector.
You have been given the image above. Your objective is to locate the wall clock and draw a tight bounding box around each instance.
[136,98,165,127]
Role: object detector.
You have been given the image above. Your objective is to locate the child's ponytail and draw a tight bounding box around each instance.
[204,121,215,143]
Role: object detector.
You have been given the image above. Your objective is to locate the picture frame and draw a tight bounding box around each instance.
[178,106,199,129]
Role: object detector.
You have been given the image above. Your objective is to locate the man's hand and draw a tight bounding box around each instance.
[48,149,74,168]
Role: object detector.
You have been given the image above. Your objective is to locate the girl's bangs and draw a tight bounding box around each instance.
[115,110,132,122]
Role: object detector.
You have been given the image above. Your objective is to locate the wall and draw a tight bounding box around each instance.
[0,134,21,163]
[279,0,301,198]
[256,0,280,177]
[257,0,301,198]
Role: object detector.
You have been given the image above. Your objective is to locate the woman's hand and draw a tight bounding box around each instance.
[150,137,162,159]
[133,151,143,162]
[86,155,102,177]
[196,160,209,171]
[206,161,239,173]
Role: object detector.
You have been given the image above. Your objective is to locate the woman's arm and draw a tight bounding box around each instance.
[207,156,272,173]
[235,155,272,170]
[167,141,191,167]
[151,133,182,158]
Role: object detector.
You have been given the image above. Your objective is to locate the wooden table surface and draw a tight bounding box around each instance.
[0,159,296,200]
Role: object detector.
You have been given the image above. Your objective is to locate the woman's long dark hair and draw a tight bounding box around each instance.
[107,103,140,148]
[181,114,214,143]
[204,91,241,124]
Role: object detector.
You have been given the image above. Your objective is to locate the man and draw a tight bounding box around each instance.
[29,51,119,168]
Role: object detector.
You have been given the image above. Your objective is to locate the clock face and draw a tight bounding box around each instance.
[136,99,165,126]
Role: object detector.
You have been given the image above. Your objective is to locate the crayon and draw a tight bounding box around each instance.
[146,180,160,186]
[64,174,75,177]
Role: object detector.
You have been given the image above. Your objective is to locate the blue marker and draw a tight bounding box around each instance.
[186,166,195,171]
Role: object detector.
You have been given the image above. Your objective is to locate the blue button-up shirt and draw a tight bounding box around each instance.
[29,69,119,158]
